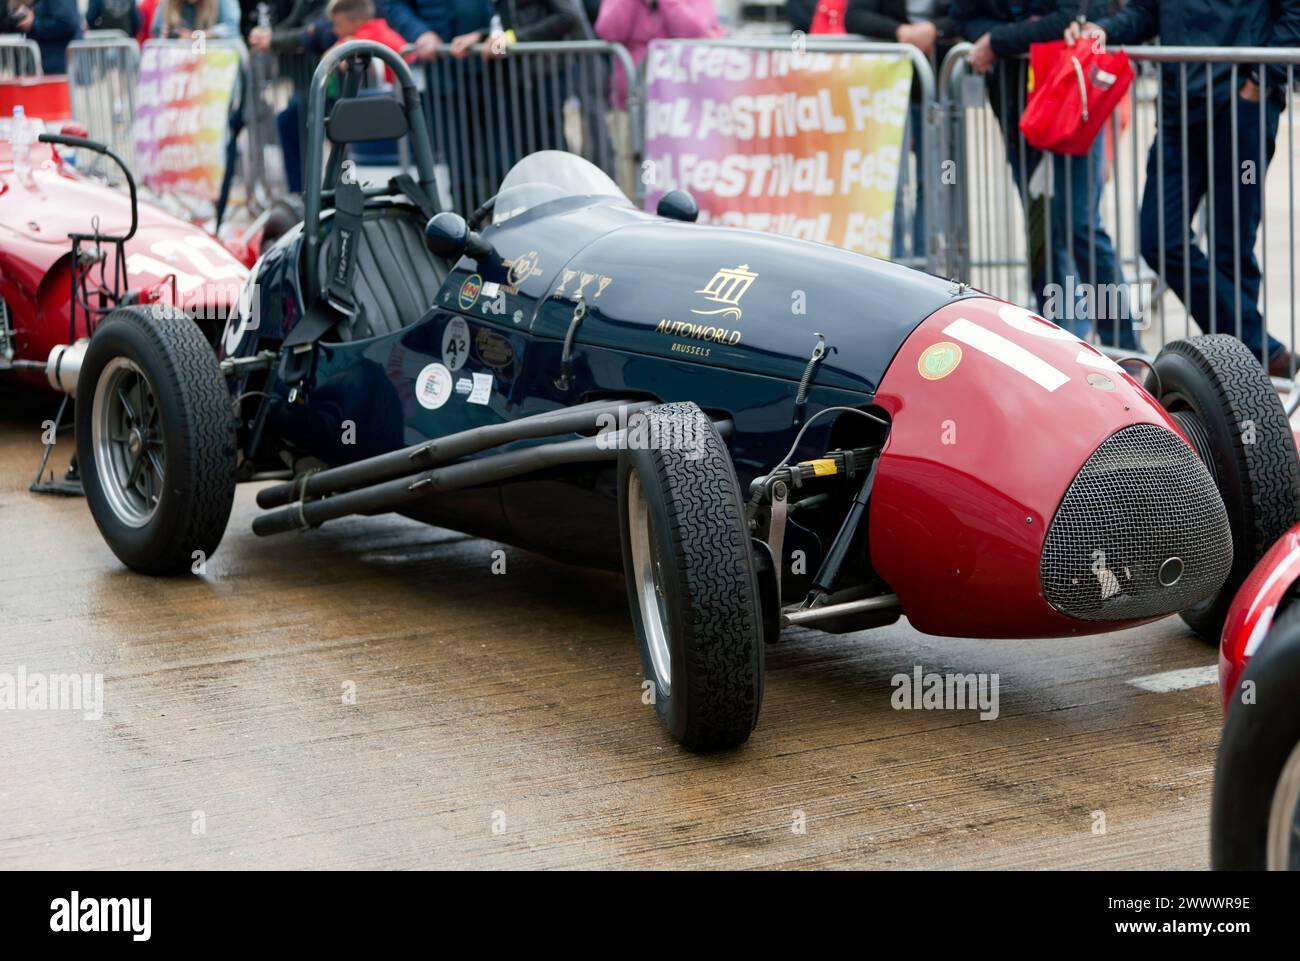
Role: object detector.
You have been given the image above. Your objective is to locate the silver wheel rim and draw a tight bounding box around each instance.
[91,356,165,528]
[1266,741,1300,870]
[628,470,671,696]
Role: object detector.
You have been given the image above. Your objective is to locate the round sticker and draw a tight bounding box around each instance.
[442,317,470,371]
[458,273,482,310]
[1086,372,1116,391]
[414,363,452,410]
[918,341,962,380]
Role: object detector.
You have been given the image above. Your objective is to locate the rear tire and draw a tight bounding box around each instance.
[617,402,765,751]
[1153,336,1300,642]
[76,305,237,574]
[1211,602,1300,870]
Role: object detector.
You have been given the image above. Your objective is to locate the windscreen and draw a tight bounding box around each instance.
[492,150,628,224]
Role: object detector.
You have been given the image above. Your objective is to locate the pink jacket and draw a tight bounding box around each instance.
[595,0,726,107]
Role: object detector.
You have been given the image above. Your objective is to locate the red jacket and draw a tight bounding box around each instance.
[339,19,411,80]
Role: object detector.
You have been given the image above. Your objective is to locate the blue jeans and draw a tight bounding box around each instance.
[278,94,303,195]
[1139,97,1285,361]
[1057,135,1133,349]
[988,68,1129,347]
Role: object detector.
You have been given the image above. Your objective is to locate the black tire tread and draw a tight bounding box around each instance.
[1158,336,1300,638]
[628,403,763,750]
[79,305,236,574]
[1211,601,1300,869]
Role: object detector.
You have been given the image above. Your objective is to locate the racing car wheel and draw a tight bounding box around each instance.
[1211,601,1300,870]
[617,402,765,751]
[1152,336,1300,642]
[76,305,237,575]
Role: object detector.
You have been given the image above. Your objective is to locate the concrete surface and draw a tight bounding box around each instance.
[0,392,1222,869]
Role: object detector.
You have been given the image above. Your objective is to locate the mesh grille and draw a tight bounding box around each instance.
[1039,424,1232,621]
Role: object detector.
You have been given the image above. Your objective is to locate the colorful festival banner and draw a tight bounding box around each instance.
[643,42,913,259]
[132,42,240,205]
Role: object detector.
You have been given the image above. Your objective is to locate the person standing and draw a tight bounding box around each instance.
[1070,0,1300,371]
[86,0,142,35]
[8,0,83,74]
[448,0,591,156]
[595,0,724,110]
[152,0,241,37]
[953,1,1132,346]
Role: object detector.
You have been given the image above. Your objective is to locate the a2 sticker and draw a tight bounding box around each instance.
[442,317,470,371]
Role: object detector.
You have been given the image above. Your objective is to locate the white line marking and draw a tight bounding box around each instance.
[1126,665,1219,693]
[943,317,1070,392]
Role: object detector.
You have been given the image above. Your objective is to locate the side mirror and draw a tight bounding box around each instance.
[657,189,699,223]
[425,212,494,262]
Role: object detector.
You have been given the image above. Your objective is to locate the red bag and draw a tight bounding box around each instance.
[810,0,847,35]
[1019,38,1134,156]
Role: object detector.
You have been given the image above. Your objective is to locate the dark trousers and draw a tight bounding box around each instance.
[278,94,303,195]
[1139,98,1284,360]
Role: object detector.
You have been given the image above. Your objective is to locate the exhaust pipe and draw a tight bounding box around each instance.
[45,339,90,395]
[256,398,653,510]
[253,411,734,537]
[254,433,615,536]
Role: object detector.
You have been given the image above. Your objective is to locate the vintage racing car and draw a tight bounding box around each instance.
[43,41,1300,751]
[1212,523,1300,870]
[0,109,249,392]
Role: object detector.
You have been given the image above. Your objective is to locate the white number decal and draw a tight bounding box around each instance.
[939,304,1126,390]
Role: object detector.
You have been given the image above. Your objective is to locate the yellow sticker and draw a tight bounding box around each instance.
[918,341,962,380]
[808,459,838,477]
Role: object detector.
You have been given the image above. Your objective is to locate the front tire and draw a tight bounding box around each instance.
[1212,603,1300,870]
[76,305,237,574]
[1153,335,1300,641]
[617,402,765,751]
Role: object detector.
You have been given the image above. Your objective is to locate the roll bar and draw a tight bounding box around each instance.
[302,40,441,300]
[38,132,139,242]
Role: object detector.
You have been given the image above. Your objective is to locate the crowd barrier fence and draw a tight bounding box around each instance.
[0,35,40,77]
[940,41,1300,372]
[38,28,1300,376]
[242,47,317,210]
[414,40,638,217]
[65,36,139,182]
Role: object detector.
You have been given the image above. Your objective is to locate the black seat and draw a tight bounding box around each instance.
[316,205,448,342]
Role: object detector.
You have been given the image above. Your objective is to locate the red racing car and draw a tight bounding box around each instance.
[0,101,249,396]
[1213,521,1300,870]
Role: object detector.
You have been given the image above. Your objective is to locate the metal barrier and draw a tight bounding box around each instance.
[416,40,639,216]
[65,37,140,182]
[0,35,41,77]
[42,27,1300,375]
[941,42,1300,370]
[242,47,317,209]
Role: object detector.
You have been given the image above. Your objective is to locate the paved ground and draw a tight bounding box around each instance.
[0,391,1223,869]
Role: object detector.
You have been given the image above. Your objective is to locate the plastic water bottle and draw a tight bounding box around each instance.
[9,106,33,183]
